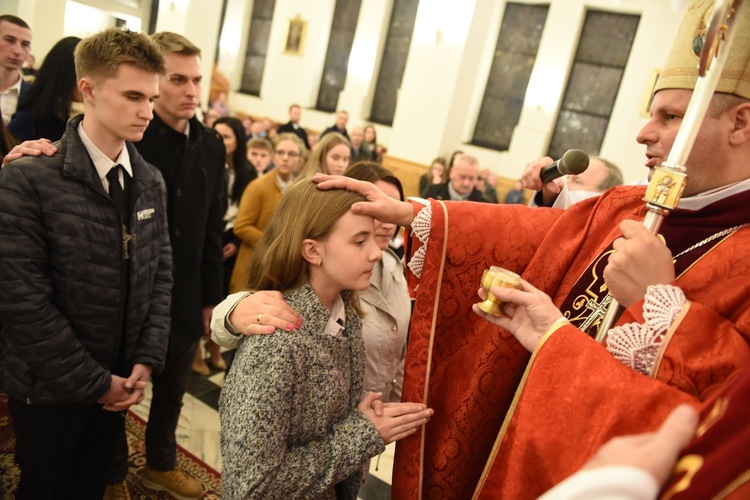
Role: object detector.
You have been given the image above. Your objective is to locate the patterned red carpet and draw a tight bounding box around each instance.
[0,392,222,498]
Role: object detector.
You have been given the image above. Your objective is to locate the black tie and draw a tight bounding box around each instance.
[106,165,126,217]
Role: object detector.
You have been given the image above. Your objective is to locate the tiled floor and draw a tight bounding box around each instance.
[134,352,394,498]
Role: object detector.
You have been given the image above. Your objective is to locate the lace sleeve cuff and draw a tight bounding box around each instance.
[406,197,431,279]
[606,284,687,376]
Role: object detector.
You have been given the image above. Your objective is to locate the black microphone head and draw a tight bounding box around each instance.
[559,149,589,175]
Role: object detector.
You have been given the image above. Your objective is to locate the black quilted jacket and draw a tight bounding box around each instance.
[0,115,173,405]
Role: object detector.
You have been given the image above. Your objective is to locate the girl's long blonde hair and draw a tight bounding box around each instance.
[295,132,350,181]
[246,179,364,293]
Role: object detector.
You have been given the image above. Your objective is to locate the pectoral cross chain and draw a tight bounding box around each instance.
[122,224,136,260]
[580,293,612,333]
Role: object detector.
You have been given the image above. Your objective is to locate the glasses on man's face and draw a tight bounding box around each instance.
[275,150,300,159]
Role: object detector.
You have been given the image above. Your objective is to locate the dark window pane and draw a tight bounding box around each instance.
[548,10,639,157]
[253,0,275,20]
[315,0,362,112]
[239,54,267,95]
[484,51,537,100]
[471,3,549,151]
[246,19,272,55]
[473,98,524,150]
[369,0,420,125]
[238,0,276,97]
[576,10,640,66]
[562,62,624,116]
[548,110,608,159]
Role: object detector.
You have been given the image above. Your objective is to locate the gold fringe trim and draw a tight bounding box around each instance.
[472,320,571,499]
[714,469,750,499]
[417,200,449,500]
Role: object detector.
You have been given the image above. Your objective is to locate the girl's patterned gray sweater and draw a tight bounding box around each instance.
[219,284,385,499]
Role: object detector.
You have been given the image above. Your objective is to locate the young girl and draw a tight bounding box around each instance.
[296,132,351,179]
[218,179,432,499]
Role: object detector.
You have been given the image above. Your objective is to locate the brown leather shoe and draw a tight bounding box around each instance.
[141,466,205,500]
[103,481,131,500]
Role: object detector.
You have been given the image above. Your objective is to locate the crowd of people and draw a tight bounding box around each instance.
[0,0,749,498]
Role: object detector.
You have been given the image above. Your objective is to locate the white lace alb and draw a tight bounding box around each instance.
[406,197,431,279]
[606,285,687,376]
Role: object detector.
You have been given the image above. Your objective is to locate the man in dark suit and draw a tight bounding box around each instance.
[320,109,349,140]
[276,103,310,149]
[0,15,32,125]
[424,154,489,202]
[105,32,225,500]
[349,125,375,164]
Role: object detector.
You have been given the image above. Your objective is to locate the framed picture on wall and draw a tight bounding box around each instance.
[284,15,307,56]
[641,68,661,117]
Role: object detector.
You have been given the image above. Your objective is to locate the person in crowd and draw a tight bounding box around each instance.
[8,36,81,142]
[0,15,31,125]
[266,125,277,141]
[203,107,220,128]
[216,178,433,498]
[504,179,526,204]
[0,28,171,499]
[210,90,230,117]
[321,109,349,140]
[21,52,35,77]
[229,133,305,294]
[276,103,310,149]
[445,149,463,178]
[241,115,253,140]
[423,154,488,202]
[375,144,387,163]
[102,32,225,500]
[528,155,624,208]
[349,125,375,164]
[419,157,447,197]
[313,1,750,496]
[362,125,378,159]
[260,117,272,137]
[296,132,351,179]
[246,136,273,177]
[476,168,498,203]
[308,132,319,151]
[190,116,255,377]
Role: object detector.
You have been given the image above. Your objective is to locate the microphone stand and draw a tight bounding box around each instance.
[596,0,744,343]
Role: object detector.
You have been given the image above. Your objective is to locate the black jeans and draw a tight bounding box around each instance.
[108,337,200,483]
[9,398,125,499]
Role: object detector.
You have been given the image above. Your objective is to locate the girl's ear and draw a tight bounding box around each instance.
[301,239,321,266]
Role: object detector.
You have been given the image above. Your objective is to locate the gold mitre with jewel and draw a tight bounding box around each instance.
[654,0,750,100]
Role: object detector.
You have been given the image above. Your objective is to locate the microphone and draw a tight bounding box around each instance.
[539,149,590,184]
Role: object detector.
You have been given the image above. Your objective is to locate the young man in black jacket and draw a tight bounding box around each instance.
[105,32,225,500]
[0,28,172,499]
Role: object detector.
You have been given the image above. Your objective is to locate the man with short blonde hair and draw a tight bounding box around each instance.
[0,27,171,499]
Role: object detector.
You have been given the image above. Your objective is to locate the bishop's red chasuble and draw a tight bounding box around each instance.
[393,186,750,499]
